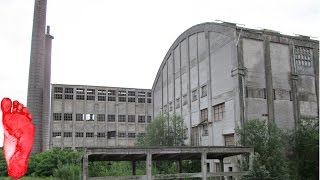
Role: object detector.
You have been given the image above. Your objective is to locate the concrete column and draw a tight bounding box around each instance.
[219,158,224,180]
[82,154,88,180]
[178,160,183,173]
[146,152,152,179]
[201,152,207,180]
[249,152,254,171]
[132,161,136,175]
[264,37,275,123]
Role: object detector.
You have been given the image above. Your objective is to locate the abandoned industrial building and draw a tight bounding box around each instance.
[26,0,319,179]
[50,84,152,149]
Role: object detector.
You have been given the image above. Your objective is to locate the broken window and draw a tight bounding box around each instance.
[138,98,145,103]
[183,94,188,106]
[53,113,62,121]
[192,89,198,102]
[54,87,63,99]
[108,90,116,96]
[128,133,136,138]
[64,113,73,121]
[138,116,145,123]
[201,84,207,98]
[108,115,115,122]
[147,116,152,123]
[128,91,136,96]
[97,114,105,121]
[52,132,61,137]
[147,98,152,103]
[65,88,73,93]
[97,132,106,138]
[75,132,84,137]
[64,132,72,137]
[200,108,208,122]
[176,98,180,109]
[107,131,116,139]
[119,97,126,102]
[128,115,136,123]
[86,132,94,138]
[85,114,94,121]
[118,115,126,122]
[138,91,146,97]
[76,88,85,100]
[64,88,74,99]
[128,97,136,102]
[213,103,225,121]
[76,114,84,121]
[118,132,126,138]
[118,90,127,96]
[108,96,116,102]
[98,89,106,101]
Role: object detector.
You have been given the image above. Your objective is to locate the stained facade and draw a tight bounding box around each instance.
[50,84,152,149]
[152,22,319,171]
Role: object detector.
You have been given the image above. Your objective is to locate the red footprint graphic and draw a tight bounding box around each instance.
[1,98,35,179]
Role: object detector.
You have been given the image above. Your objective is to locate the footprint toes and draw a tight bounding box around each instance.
[17,103,24,112]
[22,107,29,115]
[1,98,12,113]
[12,100,19,112]
[27,113,32,120]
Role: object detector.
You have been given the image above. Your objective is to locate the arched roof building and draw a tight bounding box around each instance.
[152,22,319,147]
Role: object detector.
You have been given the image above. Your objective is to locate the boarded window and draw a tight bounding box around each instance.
[224,134,234,146]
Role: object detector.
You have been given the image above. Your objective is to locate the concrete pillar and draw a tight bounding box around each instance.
[146,152,152,179]
[178,160,183,173]
[249,152,254,171]
[219,158,224,180]
[82,154,88,180]
[264,37,275,123]
[132,161,136,175]
[201,152,207,180]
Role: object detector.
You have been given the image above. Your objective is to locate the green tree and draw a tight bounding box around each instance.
[136,114,188,174]
[27,148,81,177]
[288,119,319,180]
[137,114,187,146]
[236,119,289,180]
[0,148,8,177]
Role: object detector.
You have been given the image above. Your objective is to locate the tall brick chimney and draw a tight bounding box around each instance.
[27,0,51,153]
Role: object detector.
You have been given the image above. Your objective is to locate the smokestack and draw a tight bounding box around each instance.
[27,0,48,153]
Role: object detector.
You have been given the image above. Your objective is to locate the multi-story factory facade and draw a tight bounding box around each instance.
[27,1,319,162]
[152,22,319,148]
[50,84,152,149]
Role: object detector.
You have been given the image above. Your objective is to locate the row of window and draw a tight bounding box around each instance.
[52,131,144,139]
[53,113,152,123]
[199,103,224,122]
[54,87,151,97]
[54,93,152,103]
[162,85,208,112]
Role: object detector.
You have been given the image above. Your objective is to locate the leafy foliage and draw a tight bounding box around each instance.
[288,120,319,180]
[27,148,81,177]
[136,114,187,146]
[0,148,8,177]
[236,119,289,180]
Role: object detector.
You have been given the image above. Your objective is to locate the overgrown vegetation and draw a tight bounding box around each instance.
[136,114,187,146]
[236,119,319,180]
[0,117,317,179]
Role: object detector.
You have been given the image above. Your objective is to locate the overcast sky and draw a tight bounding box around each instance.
[0,0,319,145]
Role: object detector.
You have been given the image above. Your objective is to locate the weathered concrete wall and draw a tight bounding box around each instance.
[270,43,294,129]
[50,85,152,149]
